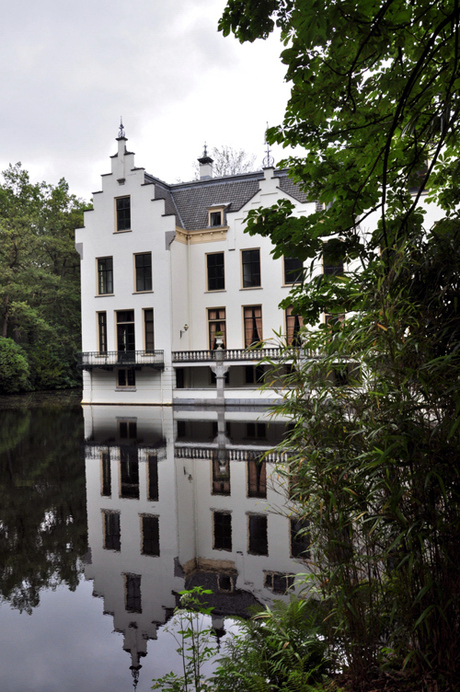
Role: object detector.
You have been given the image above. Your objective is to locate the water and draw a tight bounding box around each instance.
[0,395,311,691]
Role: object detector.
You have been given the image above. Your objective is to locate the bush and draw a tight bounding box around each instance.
[0,338,30,394]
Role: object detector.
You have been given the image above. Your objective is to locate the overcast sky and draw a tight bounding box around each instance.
[0,0,291,200]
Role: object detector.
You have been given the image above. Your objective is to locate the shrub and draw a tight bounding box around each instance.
[0,338,30,394]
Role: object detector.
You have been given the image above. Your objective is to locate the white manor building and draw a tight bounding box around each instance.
[75,130,316,406]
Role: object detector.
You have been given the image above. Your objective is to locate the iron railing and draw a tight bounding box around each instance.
[77,350,165,370]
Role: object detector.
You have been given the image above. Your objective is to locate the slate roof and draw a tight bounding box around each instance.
[144,169,311,231]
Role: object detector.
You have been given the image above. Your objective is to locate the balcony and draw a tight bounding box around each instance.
[172,347,317,364]
[77,350,165,371]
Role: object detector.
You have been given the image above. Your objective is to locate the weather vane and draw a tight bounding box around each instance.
[118,117,125,139]
[262,122,274,167]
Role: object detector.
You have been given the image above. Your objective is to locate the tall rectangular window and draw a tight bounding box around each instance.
[284,257,303,284]
[286,306,304,346]
[207,253,225,291]
[101,451,111,497]
[141,515,160,556]
[120,449,139,499]
[290,518,311,559]
[243,306,262,347]
[148,455,159,501]
[212,456,231,496]
[98,312,107,354]
[208,308,226,349]
[213,511,232,551]
[144,309,154,352]
[125,574,142,613]
[97,257,113,294]
[116,196,131,232]
[242,249,261,288]
[135,253,152,292]
[248,515,268,555]
[247,458,267,498]
[117,369,136,387]
[117,310,135,356]
[103,510,120,551]
[323,240,344,276]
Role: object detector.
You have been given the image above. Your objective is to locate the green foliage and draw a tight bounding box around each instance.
[212,598,331,692]
[220,0,460,688]
[0,337,30,393]
[0,164,87,391]
[151,587,217,692]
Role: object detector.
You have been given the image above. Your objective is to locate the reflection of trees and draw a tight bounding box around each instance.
[0,406,87,613]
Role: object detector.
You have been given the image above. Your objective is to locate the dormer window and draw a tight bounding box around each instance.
[210,211,222,227]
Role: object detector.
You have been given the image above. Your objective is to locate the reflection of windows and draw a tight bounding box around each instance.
[117,369,136,388]
[290,518,311,559]
[246,422,266,439]
[323,240,344,276]
[218,574,234,592]
[141,515,160,556]
[264,572,295,594]
[213,511,232,551]
[286,306,304,346]
[147,455,159,501]
[248,514,268,555]
[120,449,139,499]
[125,574,142,613]
[243,306,262,347]
[116,196,131,232]
[101,451,111,496]
[208,308,226,349]
[245,365,265,384]
[207,253,225,291]
[103,510,120,551]
[247,458,266,498]
[328,362,361,387]
[98,312,107,354]
[119,420,137,439]
[284,257,303,284]
[212,456,231,496]
[135,253,152,292]
[144,308,154,352]
[242,249,261,288]
[97,257,113,294]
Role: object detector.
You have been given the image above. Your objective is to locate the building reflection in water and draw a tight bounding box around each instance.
[83,405,312,689]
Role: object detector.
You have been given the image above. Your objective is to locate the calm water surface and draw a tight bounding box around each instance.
[0,395,309,691]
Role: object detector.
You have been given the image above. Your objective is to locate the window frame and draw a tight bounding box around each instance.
[117,369,136,388]
[141,514,160,557]
[206,252,225,292]
[143,308,154,352]
[283,256,303,285]
[134,253,153,293]
[97,311,108,354]
[213,511,232,552]
[115,196,131,232]
[286,306,304,346]
[243,305,262,347]
[208,307,226,349]
[97,257,114,295]
[241,248,261,288]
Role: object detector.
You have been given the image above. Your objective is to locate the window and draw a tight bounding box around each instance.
[242,249,261,288]
[323,240,344,276]
[119,420,137,439]
[125,574,142,613]
[117,310,135,358]
[103,510,120,551]
[98,312,107,354]
[246,422,266,439]
[117,369,136,388]
[207,253,225,291]
[245,365,265,384]
[144,308,154,352]
[120,448,139,499]
[264,572,295,594]
[243,306,262,347]
[148,455,159,501]
[247,458,266,498]
[212,456,231,495]
[286,307,304,346]
[208,308,226,349]
[284,257,303,284]
[248,514,268,555]
[290,517,311,559]
[116,196,131,232]
[101,452,111,496]
[141,515,160,556]
[97,257,113,294]
[135,253,152,292]
[210,211,222,227]
[213,511,232,551]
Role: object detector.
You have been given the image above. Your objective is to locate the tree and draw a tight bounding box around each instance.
[0,164,87,391]
[220,1,460,688]
[0,338,30,394]
[194,145,257,178]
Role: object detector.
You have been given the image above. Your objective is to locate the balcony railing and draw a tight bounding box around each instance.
[77,350,165,370]
[172,347,319,363]
[174,446,286,462]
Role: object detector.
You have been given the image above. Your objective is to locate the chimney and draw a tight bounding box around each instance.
[198,144,214,180]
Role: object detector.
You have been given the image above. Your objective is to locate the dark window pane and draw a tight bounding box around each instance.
[103,511,120,551]
[248,515,268,555]
[125,574,142,613]
[290,518,311,559]
[142,516,160,556]
[284,257,303,284]
[148,456,159,501]
[135,253,152,292]
[101,452,111,496]
[323,240,344,276]
[120,449,139,499]
[116,197,131,231]
[242,249,261,287]
[98,257,113,294]
[98,312,107,354]
[214,512,232,551]
[210,211,222,227]
[247,458,266,498]
[144,309,154,351]
[207,253,225,291]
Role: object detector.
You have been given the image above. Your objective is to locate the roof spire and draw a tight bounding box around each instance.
[262,122,274,168]
[198,143,214,180]
[117,117,126,140]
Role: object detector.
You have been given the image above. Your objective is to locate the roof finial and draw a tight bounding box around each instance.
[118,117,126,139]
[262,122,274,168]
[203,142,208,157]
